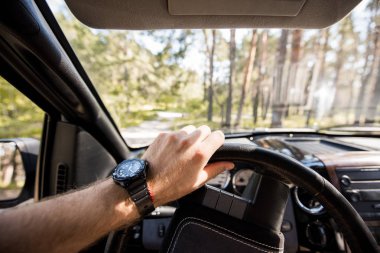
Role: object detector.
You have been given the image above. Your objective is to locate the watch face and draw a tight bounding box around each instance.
[113,159,145,181]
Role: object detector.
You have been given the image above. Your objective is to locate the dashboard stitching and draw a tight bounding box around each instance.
[168,216,283,252]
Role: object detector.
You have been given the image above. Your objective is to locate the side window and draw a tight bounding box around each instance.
[0,142,24,200]
[0,76,44,205]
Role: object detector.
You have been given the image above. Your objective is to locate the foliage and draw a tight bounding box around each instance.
[0,77,44,138]
[2,0,380,141]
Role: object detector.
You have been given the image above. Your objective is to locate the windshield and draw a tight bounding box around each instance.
[49,0,380,147]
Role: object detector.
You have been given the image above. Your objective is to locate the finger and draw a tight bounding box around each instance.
[179,125,196,135]
[193,161,235,189]
[200,130,225,157]
[187,125,211,143]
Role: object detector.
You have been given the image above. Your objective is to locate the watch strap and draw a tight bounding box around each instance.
[128,174,155,216]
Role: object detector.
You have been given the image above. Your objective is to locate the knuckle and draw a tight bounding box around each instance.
[193,148,207,161]
[169,133,179,142]
[180,137,191,147]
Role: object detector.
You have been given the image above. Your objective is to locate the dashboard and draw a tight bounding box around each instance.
[130,133,380,252]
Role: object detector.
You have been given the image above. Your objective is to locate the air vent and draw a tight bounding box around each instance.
[56,163,68,194]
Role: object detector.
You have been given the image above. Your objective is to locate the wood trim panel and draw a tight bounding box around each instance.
[316,152,380,191]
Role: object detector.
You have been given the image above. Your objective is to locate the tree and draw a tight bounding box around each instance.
[224,30,236,128]
[271,30,289,127]
[259,31,271,121]
[330,16,356,117]
[0,77,44,138]
[354,1,378,124]
[203,30,217,122]
[252,31,268,124]
[285,30,303,115]
[364,25,380,123]
[235,30,258,127]
[304,29,330,126]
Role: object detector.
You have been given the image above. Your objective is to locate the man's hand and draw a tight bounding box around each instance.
[143,125,234,207]
[0,125,232,253]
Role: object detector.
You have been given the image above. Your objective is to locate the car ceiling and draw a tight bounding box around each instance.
[65,0,361,30]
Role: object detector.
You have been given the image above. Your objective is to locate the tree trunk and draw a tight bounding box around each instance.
[204,30,216,122]
[271,30,289,127]
[354,4,377,124]
[330,18,354,116]
[235,30,258,127]
[263,89,271,121]
[365,25,380,123]
[304,29,329,126]
[285,30,303,116]
[203,70,208,102]
[225,29,236,128]
[253,30,268,124]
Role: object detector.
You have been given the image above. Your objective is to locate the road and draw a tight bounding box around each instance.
[121,111,183,147]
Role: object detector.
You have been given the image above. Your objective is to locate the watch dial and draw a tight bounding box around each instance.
[114,159,144,180]
[128,161,141,176]
[117,166,129,177]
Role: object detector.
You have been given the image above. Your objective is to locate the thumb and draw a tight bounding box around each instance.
[192,162,234,189]
[204,161,235,180]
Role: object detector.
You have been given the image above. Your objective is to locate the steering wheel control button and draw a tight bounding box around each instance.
[199,185,250,220]
[202,185,221,209]
[215,191,234,214]
[229,195,249,219]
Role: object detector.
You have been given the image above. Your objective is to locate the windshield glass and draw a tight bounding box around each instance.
[49,0,380,147]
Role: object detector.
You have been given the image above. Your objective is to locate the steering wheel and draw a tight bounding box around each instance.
[200,143,378,253]
[106,143,379,253]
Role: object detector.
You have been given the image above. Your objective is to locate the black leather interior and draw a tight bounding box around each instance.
[161,203,284,253]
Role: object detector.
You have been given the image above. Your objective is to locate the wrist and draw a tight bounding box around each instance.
[103,178,141,226]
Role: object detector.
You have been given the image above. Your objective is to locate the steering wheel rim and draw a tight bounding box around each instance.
[209,143,378,253]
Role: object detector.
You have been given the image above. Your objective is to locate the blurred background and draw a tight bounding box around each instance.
[1,0,380,147]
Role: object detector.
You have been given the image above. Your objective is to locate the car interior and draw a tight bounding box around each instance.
[1,0,380,252]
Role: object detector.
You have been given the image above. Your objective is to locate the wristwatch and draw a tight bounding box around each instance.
[112,159,155,216]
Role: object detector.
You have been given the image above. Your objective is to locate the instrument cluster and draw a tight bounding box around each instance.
[206,163,257,196]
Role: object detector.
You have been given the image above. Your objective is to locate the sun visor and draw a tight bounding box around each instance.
[168,0,306,16]
[65,0,362,30]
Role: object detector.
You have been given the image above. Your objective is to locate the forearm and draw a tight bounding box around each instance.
[0,178,139,253]
[0,126,233,253]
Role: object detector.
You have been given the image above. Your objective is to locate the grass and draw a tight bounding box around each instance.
[120,110,158,128]
[0,121,43,139]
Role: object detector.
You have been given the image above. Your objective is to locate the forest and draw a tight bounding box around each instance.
[0,0,380,139]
